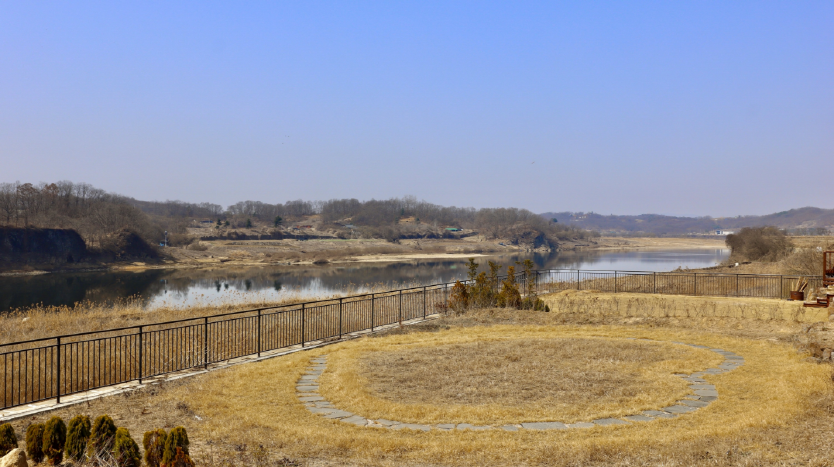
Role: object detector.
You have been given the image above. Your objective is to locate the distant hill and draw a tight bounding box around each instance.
[540,207,834,236]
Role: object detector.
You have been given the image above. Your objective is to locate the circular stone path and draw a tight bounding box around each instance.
[296,338,744,431]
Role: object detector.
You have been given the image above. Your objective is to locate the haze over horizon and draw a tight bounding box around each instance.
[2,2,831,217]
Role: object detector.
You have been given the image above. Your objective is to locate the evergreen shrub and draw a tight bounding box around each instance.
[0,423,17,457]
[166,447,195,467]
[89,414,117,457]
[161,426,190,466]
[113,428,141,467]
[143,429,168,467]
[42,416,67,465]
[25,423,45,463]
[65,414,91,462]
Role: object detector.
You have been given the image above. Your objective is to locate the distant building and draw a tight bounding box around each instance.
[715,230,735,235]
[445,227,461,232]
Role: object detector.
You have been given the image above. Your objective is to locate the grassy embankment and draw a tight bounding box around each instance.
[4,291,834,466]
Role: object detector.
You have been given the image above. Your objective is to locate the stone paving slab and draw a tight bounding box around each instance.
[689,384,715,390]
[593,418,629,426]
[623,415,654,422]
[678,400,709,408]
[323,410,354,419]
[567,422,595,428]
[341,416,368,426]
[500,425,519,431]
[663,405,697,414]
[299,396,324,402]
[521,422,567,430]
[296,385,319,392]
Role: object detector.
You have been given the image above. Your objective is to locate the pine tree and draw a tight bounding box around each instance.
[88,415,117,459]
[113,428,141,467]
[143,429,167,467]
[65,414,91,462]
[25,423,45,464]
[42,416,67,465]
[0,423,17,457]
[161,426,190,466]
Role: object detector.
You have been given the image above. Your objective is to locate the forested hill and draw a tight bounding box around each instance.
[541,207,834,236]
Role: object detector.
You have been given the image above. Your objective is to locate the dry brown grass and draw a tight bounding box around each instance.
[3,310,834,466]
[324,333,721,425]
[361,338,681,407]
[541,290,828,323]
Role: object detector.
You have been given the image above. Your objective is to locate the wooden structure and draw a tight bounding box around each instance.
[804,251,834,308]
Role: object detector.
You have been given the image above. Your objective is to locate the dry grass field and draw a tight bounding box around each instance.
[324,333,721,425]
[4,296,834,467]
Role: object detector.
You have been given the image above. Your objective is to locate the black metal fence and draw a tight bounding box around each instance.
[535,269,822,299]
[1,269,821,411]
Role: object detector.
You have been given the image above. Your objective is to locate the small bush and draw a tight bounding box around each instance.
[42,416,67,465]
[186,241,208,251]
[113,428,141,467]
[89,415,117,458]
[726,226,793,262]
[65,414,91,462]
[143,429,168,467]
[161,426,190,466]
[496,266,522,308]
[25,423,45,464]
[447,281,469,313]
[167,446,195,467]
[0,423,17,457]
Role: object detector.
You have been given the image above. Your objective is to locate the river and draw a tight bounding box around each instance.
[0,248,728,312]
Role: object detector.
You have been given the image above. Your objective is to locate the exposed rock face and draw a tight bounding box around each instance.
[0,449,27,467]
[0,227,88,265]
[99,228,159,260]
[508,228,553,252]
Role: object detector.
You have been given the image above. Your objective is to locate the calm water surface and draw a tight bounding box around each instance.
[0,248,728,312]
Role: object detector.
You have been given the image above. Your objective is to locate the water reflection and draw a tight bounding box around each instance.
[0,248,728,312]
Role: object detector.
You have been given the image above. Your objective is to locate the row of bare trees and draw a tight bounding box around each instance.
[0,181,161,247]
[1,181,597,245]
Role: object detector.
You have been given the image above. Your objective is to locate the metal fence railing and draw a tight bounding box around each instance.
[1,269,821,411]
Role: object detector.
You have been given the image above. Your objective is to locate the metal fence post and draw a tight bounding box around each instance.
[204,317,209,369]
[614,271,618,294]
[577,270,581,290]
[138,326,143,383]
[736,274,739,297]
[56,336,61,403]
[339,297,343,339]
[423,286,427,319]
[371,293,375,332]
[301,303,306,348]
[257,309,262,357]
[653,272,657,294]
[399,290,403,326]
[443,284,448,313]
[694,273,697,296]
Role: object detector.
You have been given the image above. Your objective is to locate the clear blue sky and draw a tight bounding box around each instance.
[1,2,831,217]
